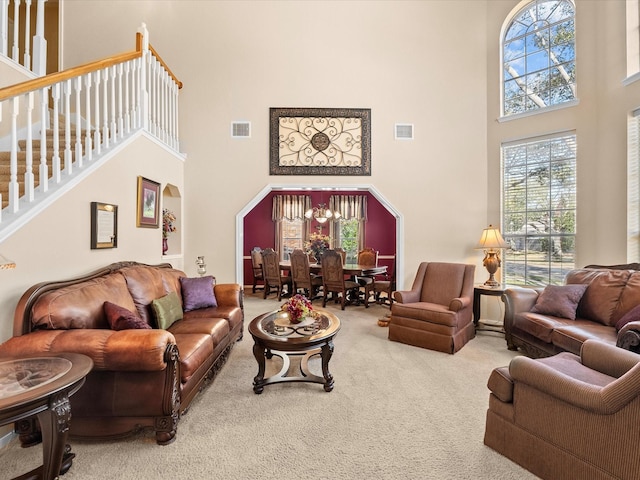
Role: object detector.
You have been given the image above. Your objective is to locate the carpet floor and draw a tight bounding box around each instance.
[0,293,537,479]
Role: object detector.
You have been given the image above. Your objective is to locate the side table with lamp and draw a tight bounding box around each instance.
[474,225,509,332]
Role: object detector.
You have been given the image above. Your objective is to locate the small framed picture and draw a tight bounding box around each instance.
[136,176,160,228]
[91,202,118,249]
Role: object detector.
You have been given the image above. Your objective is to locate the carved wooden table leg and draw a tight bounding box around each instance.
[321,340,335,392]
[37,391,73,480]
[252,341,267,394]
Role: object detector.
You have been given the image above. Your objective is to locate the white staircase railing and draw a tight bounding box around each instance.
[0,24,182,234]
[1,0,48,76]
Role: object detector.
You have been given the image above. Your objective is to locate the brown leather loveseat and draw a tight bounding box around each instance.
[0,261,244,445]
[503,267,640,357]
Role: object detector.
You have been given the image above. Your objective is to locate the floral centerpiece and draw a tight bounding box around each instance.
[282,294,313,324]
[305,233,330,261]
[163,209,177,239]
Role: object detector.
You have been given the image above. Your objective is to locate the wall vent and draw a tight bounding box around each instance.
[231,121,251,138]
[395,123,414,140]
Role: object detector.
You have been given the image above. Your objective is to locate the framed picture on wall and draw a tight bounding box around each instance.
[270,107,371,176]
[91,202,118,249]
[136,176,160,228]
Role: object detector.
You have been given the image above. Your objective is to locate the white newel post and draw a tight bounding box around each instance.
[138,23,150,131]
[32,0,47,76]
[1,0,8,57]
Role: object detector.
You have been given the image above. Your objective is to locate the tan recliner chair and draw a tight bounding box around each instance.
[388,262,475,354]
[484,340,640,480]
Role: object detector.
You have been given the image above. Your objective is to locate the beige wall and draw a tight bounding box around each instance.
[487,0,640,267]
[58,0,490,292]
[0,135,185,342]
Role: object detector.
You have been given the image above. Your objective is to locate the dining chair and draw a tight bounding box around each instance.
[261,248,292,301]
[355,247,378,284]
[364,255,396,307]
[289,249,323,300]
[334,248,347,264]
[321,249,360,310]
[250,247,264,293]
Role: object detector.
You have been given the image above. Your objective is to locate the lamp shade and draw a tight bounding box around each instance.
[476,225,508,250]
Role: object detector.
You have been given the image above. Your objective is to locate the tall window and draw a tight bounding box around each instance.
[502,0,576,116]
[335,218,361,264]
[272,195,311,261]
[329,195,367,263]
[501,133,577,286]
[628,109,640,261]
[281,219,305,261]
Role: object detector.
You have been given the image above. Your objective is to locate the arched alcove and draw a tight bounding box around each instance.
[162,183,182,258]
[235,184,404,290]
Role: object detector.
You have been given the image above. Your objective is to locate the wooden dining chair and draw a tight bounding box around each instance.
[321,249,360,310]
[250,247,264,293]
[261,248,292,301]
[364,255,396,307]
[289,249,323,300]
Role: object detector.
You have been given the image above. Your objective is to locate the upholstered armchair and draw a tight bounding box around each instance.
[388,262,475,354]
[484,340,640,480]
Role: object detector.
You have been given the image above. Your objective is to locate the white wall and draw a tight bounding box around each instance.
[59,0,490,291]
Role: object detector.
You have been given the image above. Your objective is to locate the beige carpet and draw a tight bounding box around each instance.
[0,293,537,479]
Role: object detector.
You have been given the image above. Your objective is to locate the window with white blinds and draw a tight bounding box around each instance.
[501,132,577,286]
[628,110,640,261]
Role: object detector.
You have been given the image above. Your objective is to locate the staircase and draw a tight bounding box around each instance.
[0,24,182,241]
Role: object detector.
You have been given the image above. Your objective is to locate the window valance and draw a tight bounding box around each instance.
[272,195,311,221]
[329,195,367,221]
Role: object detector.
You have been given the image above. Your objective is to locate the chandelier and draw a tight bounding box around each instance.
[304,203,341,224]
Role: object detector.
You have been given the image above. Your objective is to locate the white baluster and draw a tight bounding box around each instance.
[11,0,19,62]
[74,76,82,168]
[110,65,117,142]
[138,23,149,131]
[131,57,139,129]
[63,79,72,175]
[173,82,180,150]
[22,0,31,69]
[150,58,157,136]
[94,69,101,155]
[51,82,60,183]
[124,61,131,134]
[25,91,34,202]
[1,0,8,57]
[8,96,19,213]
[117,63,124,139]
[161,71,167,143]
[38,86,48,192]
[102,67,109,149]
[31,0,47,76]
[84,72,92,161]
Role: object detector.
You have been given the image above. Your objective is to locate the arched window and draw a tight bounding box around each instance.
[502,0,576,117]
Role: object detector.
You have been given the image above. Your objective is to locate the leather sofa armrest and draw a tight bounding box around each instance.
[0,328,176,371]
[449,296,471,312]
[581,339,640,377]
[509,354,640,414]
[503,287,541,332]
[214,283,243,308]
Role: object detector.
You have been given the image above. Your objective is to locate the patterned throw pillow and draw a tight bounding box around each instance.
[104,301,151,330]
[530,284,588,320]
[151,291,183,329]
[180,276,217,312]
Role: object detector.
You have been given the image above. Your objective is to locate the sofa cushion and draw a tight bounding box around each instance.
[567,269,630,326]
[530,284,588,320]
[121,266,170,325]
[513,312,573,343]
[180,276,217,311]
[151,292,183,329]
[550,321,618,355]
[104,301,151,330]
[31,272,135,330]
[615,303,640,332]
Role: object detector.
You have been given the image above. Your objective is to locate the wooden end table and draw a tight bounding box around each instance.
[473,285,506,332]
[0,353,93,480]
[249,309,340,393]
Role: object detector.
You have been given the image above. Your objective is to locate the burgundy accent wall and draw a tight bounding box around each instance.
[243,190,396,286]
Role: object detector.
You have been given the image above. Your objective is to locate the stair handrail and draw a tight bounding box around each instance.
[0,32,182,102]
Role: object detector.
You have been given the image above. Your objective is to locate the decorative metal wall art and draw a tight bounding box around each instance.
[270,108,371,176]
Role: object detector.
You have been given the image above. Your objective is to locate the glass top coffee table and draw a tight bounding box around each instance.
[248,308,341,393]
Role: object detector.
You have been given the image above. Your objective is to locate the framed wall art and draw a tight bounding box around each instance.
[91,201,118,249]
[270,107,371,176]
[136,176,160,228]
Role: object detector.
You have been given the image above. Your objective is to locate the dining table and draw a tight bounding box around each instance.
[279,261,387,278]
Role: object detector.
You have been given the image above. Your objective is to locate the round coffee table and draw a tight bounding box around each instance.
[0,352,93,480]
[248,308,340,393]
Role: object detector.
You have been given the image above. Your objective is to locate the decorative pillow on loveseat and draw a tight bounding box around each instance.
[615,304,640,332]
[180,275,217,311]
[104,301,151,330]
[151,291,183,329]
[530,284,589,320]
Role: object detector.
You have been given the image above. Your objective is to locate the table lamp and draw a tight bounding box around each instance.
[476,225,508,287]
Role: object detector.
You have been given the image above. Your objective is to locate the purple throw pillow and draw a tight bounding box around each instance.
[615,304,640,332]
[180,276,217,312]
[530,284,588,320]
[104,301,151,330]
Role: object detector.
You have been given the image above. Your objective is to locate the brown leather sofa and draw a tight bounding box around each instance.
[503,267,640,358]
[484,339,640,480]
[0,261,244,445]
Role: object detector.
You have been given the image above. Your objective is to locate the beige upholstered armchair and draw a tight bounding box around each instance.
[388,262,475,354]
[484,340,640,480]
